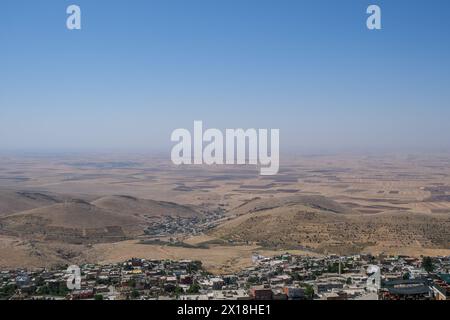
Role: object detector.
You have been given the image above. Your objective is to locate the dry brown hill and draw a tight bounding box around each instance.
[212,197,450,255]
[0,200,144,244]
[0,190,63,216]
[232,195,352,216]
[0,191,201,245]
[92,195,199,218]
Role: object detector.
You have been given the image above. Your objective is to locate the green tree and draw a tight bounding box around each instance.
[422,257,434,273]
[128,279,136,288]
[174,286,184,295]
[131,289,140,299]
[327,263,339,273]
[247,276,259,284]
[0,284,17,299]
[187,283,200,294]
[291,272,302,281]
[304,284,314,300]
[94,294,104,300]
[36,285,50,295]
[187,261,202,273]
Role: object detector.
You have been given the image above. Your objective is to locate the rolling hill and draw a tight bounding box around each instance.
[92,195,199,218]
[0,200,144,244]
[0,190,63,216]
[212,196,450,255]
[232,195,352,216]
[0,193,200,244]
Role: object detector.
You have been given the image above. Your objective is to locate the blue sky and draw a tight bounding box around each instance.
[1,0,449,153]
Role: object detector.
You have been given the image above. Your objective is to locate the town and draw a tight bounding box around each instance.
[143,207,226,238]
[1,253,448,301]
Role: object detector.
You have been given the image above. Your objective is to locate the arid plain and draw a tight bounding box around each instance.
[0,153,449,274]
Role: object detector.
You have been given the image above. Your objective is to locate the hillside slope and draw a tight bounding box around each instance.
[0,190,63,216]
[0,200,145,244]
[212,197,450,255]
[92,195,199,218]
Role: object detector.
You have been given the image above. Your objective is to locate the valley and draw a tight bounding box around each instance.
[0,153,449,273]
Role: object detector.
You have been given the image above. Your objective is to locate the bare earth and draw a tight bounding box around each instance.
[0,153,449,273]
